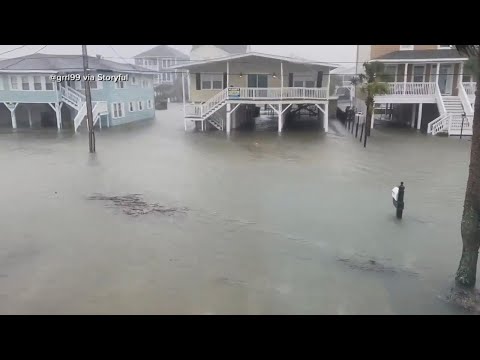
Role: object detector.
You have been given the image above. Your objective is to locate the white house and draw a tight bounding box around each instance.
[172,52,337,134]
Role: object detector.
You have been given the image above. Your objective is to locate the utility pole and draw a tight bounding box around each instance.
[82,45,95,153]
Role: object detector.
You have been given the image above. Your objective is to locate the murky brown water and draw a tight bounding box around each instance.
[0,103,477,314]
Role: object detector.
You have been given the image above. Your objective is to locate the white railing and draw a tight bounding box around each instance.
[427,114,449,135]
[185,104,202,117]
[74,101,108,132]
[60,85,86,110]
[462,82,476,96]
[202,88,228,116]
[458,83,474,115]
[435,82,446,115]
[383,82,436,96]
[448,114,473,136]
[239,87,282,99]
[282,87,328,99]
[74,102,87,132]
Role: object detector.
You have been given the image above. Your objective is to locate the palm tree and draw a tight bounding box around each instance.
[351,62,389,135]
[454,45,480,289]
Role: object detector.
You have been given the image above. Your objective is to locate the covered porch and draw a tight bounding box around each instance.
[171,52,337,134]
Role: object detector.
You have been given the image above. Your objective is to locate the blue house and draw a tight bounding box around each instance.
[0,53,156,131]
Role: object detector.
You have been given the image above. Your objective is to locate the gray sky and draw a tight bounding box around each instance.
[0,45,357,65]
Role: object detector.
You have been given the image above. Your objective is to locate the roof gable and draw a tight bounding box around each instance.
[135,45,189,59]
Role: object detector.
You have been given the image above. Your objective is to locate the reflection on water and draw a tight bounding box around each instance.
[0,103,476,314]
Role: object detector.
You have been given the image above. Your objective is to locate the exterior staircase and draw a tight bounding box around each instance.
[60,85,108,132]
[427,95,473,136]
[207,113,224,131]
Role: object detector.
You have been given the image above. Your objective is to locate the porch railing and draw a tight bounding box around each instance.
[383,82,436,96]
[462,82,476,96]
[458,82,474,115]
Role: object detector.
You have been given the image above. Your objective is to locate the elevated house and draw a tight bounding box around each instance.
[134,45,189,102]
[357,45,474,136]
[0,54,156,131]
[171,52,337,134]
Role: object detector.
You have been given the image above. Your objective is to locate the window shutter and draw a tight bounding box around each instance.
[196,73,201,90]
[288,73,293,87]
[223,72,227,88]
[317,71,323,87]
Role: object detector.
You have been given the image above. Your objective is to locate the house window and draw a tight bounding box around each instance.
[80,80,98,89]
[400,45,414,50]
[115,80,126,89]
[142,79,150,87]
[131,76,137,85]
[33,76,42,90]
[45,76,53,90]
[135,59,143,65]
[22,76,30,90]
[383,65,397,82]
[292,74,315,88]
[147,99,152,109]
[413,65,425,82]
[10,76,19,90]
[138,101,144,111]
[201,74,223,89]
[111,103,125,118]
[129,101,136,112]
[162,59,171,68]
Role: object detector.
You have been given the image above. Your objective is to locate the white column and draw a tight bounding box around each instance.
[226,62,230,88]
[11,108,17,129]
[27,106,33,128]
[403,63,408,94]
[436,62,440,88]
[324,103,329,132]
[411,104,416,128]
[326,68,331,99]
[226,103,231,134]
[458,62,464,89]
[278,105,283,133]
[417,103,423,130]
[55,103,62,129]
[181,71,186,131]
[280,62,283,100]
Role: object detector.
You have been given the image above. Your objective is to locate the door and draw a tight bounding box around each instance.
[248,74,268,88]
[438,64,453,95]
[247,74,268,98]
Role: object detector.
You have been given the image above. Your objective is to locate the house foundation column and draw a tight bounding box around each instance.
[324,103,329,132]
[278,105,283,133]
[55,103,62,129]
[417,103,423,130]
[411,104,416,128]
[27,106,33,128]
[5,102,19,129]
[226,103,231,134]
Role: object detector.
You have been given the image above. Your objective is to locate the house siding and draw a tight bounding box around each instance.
[371,45,400,60]
[188,61,330,103]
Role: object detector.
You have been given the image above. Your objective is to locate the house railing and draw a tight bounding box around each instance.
[458,82,474,115]
[383,82,436,96]
[184,87,329,118]
[435,82,446,115]
[462,82,476,104]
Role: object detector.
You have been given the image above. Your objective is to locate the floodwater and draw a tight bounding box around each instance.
[0,103,477,314]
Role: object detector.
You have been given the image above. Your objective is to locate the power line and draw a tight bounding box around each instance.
[106,45,131,65]
[0,45,48,70]
[0,45,28,57]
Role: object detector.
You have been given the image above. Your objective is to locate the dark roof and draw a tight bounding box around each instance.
[375,49,467,60]
[134,45,189,59]
[191,45,249,54]
[0,53,156,74]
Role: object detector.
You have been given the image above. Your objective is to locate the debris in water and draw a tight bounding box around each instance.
[443,286,480,314]
[337,255,418,277]
[87,193,188,217]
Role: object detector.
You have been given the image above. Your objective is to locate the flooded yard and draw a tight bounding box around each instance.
[0,103,476,314]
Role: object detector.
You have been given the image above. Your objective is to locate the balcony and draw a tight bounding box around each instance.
[374,82,437,103]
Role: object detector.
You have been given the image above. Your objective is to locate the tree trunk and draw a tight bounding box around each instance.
[366,96,373,136]
[455,55,480,289]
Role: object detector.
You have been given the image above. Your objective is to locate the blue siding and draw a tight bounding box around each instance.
[0,72,155,127]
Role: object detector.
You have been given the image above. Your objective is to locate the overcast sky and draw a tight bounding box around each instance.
[0,45,357,65]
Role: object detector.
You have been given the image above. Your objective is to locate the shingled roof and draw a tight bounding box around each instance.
[374,49,468,61]
[134,45,189,59]
[0,53,156,74]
